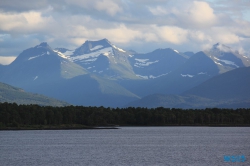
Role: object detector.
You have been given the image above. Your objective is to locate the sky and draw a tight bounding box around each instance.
[0,0,250,64]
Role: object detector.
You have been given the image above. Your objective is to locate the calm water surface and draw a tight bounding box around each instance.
[0,127,249,166]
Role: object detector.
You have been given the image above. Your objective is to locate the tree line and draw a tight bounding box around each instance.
[0,102,250,128]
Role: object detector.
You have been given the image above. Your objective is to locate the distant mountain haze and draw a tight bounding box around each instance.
[0,39,249,107]
[127,67,250,108]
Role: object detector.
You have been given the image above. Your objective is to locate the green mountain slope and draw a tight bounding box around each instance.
[0,82,68,106]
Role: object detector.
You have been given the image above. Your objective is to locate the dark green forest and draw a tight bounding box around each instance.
[0,102,250,129]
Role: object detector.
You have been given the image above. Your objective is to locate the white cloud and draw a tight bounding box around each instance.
[153,25,188,44]
[142,33,159,42]
[189,31,210,42]
[0,13,26,31]
[47,23,142,47]
[211,28,239,44]
[95,0,123,16]
[0,56,16,65]
[0,0,249,55]
[148,6,168,16]
[187,1,217,26]
[148,1,217,28]
[65,0,123,16]
[171,1,217,28]
[95,24,141,43]
[0,11,54,33]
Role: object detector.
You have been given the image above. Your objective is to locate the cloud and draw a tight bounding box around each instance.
[0,11,54,34]
[56,24,142,46]
[0,0,249,55]
[153,25,188,44]
[149,1,217,28]
[65,0,123,16]
[0,56,16,65]
[0,34,43,56]
[0,0,49,12]
[95,25,141,43]
[95,0,123,16]
[148,6,169,16]
[211,27,240,44]
[182,1,217,27]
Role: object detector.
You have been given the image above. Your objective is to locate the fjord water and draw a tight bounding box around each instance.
[1,127,249,166]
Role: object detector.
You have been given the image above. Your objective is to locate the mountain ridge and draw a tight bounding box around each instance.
[0,39,249,107]
[126,66,250,108]
[0,82,68,106]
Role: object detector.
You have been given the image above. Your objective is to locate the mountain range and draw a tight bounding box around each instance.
[0,39,249,108]
[127,66,250,108]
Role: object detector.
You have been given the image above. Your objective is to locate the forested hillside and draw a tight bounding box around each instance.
[1,103,249,129]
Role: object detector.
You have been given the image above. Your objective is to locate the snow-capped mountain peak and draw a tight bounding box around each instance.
[52,39,136,79]
[73,38,113,55]
[34,42,50,49]
[204,43,250,71]
[9,42,56,63]
[212,43,232,53]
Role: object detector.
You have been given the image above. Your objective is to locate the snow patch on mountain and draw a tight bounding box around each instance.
[81,58,97,62]
[174,49,179,53]
[64,50,74,56]
[180,72,209,78]
[112,45,126,52]
[181,74,194,78]
[33,76,38,80]
[90,45,103,51]
[71,47,113,61]
[135,59,149,63]
[28,53,46,60]
[103,52,110,56]
[220,59,239,68]
[136,72,170,79]
[213,57,239,68]
[214,61,223,66]
[136,74,148,79]
[134,58,159,67]
[149,73,169,79]
[54,50,70,59]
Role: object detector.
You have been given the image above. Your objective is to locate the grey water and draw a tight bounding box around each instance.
[0,127,249,166]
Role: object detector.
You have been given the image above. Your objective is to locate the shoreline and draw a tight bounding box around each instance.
[1,124,250,130]
[0,124,120,130]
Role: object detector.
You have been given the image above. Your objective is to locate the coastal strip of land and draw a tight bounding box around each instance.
[0,102,250,130]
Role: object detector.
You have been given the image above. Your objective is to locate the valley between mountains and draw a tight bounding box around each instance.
[0,39,249,108]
